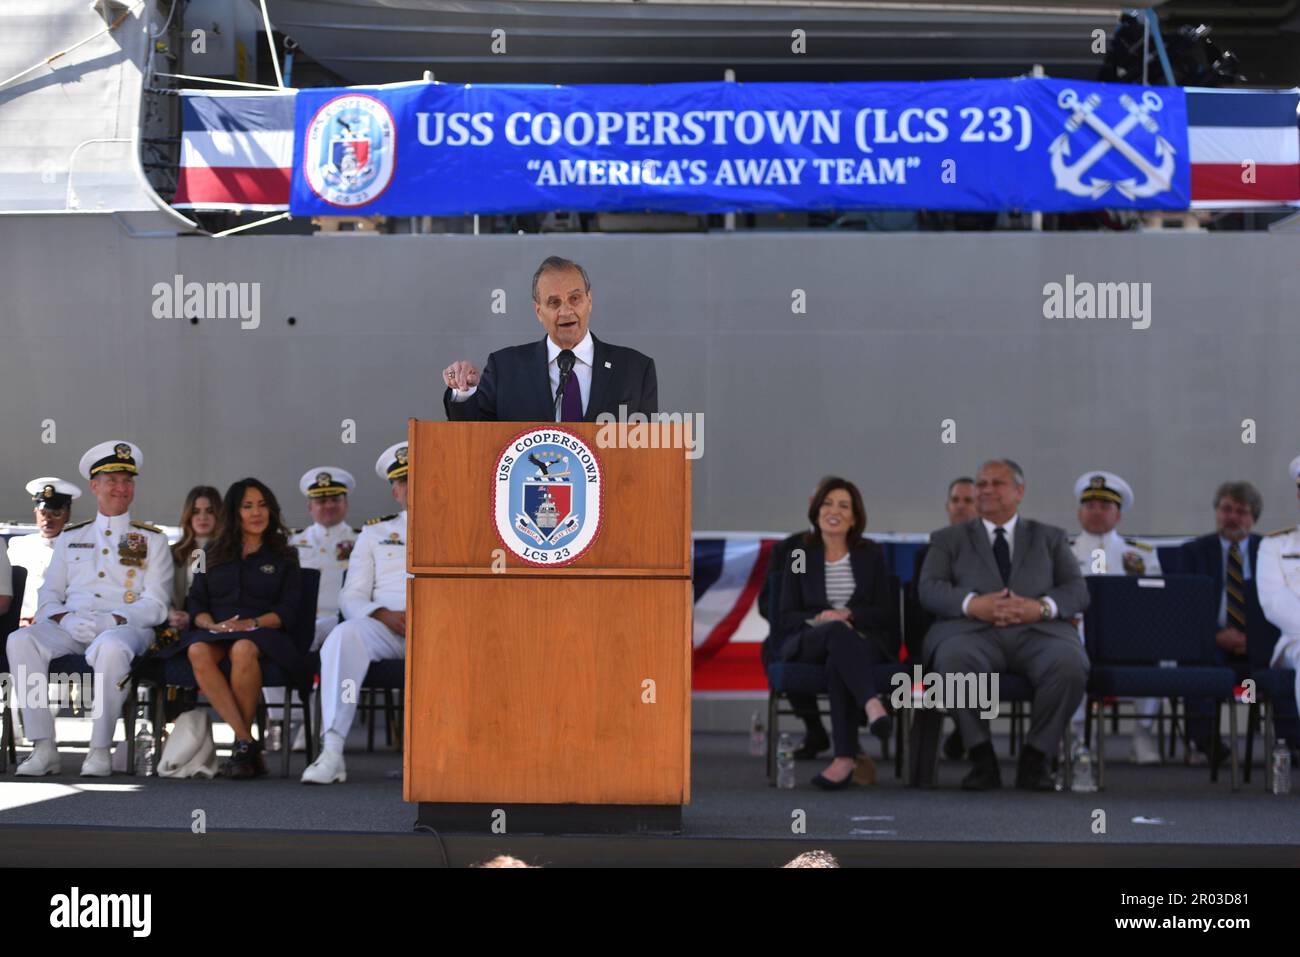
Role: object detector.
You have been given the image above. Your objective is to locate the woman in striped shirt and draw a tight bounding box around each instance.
[776,477,900,789]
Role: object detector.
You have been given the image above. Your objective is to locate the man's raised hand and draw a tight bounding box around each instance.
[442,360,480,392]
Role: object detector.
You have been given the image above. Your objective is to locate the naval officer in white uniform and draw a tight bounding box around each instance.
[265,468,360,749]
[6,478,81,625]
[287,467,358,650]
[301,442,408,785]
[1069,470,1163,764]
[1255,454,1300,760]
[7,442,170,777]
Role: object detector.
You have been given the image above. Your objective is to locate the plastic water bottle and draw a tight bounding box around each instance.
[1272,739,1291,796]
[265,723,283,753]
[776,733,796,789]
[749,712,766,758]
[133,691,154,777]
[1070,742,1097,792]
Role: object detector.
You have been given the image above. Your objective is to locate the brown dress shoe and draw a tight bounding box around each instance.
[852,752,877,786]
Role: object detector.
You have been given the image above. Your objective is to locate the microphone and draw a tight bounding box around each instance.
[554,349,576,420]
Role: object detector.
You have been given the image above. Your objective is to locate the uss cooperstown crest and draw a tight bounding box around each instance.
[303,94,397,208]
[493,428,604,566]
[1049,89,1176,201]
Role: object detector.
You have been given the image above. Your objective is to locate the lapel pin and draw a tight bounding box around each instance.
[604,361,612,369]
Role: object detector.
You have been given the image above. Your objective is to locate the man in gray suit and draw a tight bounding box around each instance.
[919,459,1090,790]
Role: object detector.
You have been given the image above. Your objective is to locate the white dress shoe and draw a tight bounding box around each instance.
[1131,724,1162,765]
[16,744,62,776]
[80,748,113,777]
[300,749,346,784]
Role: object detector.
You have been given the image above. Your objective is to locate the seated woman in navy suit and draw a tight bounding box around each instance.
[171,478,301,779]
[777,476,899,789]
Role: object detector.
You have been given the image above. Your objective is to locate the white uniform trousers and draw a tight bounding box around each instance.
[264,613,338,720]
[1274,641,1300,729]
[319,617,405,741]
[6,620,153,748]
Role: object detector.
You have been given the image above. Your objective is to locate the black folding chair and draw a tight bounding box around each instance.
[1084,574,1239,790]
[0,566,27,772]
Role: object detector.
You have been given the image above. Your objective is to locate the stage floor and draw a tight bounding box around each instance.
[0,724,1295,866]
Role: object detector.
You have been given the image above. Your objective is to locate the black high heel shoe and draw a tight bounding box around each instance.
[868,713,893,743]
[793,729,831,760]
[811,767,856,790]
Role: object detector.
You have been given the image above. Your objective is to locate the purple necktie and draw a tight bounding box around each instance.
[560,363,583,422]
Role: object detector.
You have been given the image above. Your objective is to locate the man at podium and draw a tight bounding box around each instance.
[440,256,658,422]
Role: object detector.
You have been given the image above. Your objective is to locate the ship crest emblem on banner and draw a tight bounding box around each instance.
[493,428,603,567]
[1049,89,1176,201]
[303,94,397,208]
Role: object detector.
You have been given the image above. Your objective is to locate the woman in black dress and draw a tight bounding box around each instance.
[178,478,301,778]
[777,476,899,789]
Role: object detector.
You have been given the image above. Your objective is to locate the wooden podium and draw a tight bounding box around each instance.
[404,419,692,833]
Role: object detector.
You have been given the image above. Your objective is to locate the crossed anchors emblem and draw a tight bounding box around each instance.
[1050,89,1176,200]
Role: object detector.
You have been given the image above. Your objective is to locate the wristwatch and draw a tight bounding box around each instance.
[1038,599,1052,621]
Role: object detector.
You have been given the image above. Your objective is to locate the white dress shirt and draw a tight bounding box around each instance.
[960,513,1058,619]
[450,332,594,421]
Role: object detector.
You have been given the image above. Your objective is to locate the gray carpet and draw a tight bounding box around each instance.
[0,729,1294,844]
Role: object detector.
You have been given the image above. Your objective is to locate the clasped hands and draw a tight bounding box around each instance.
[210,616,259,634]
[54,611,127,640]
[1215,626,1247,656]
[813,608,852,624]
[967,588,1043,627]
[372,607,406,636]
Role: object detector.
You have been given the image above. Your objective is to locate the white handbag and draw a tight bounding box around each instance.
[157,709,219,779]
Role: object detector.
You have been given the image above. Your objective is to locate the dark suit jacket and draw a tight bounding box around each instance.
[758,531,804,668]
[918,516,1088,663]
[1171,532,1270,671]
[1170,532,1262,610]
[758,531,804,623]
[443,333,657,422]
[776,540,899,661]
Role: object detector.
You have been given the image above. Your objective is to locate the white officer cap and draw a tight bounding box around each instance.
[79,440,142,480]
[1074,470,1133,512]
[1289,455,1300,486]
[25,477,81,509]
[299,467,355,499]
[376,442,409,483]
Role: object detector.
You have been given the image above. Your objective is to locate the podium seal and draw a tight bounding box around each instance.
[493,427,604,566]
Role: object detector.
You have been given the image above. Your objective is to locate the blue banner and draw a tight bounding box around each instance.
[289,79,1191,216]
